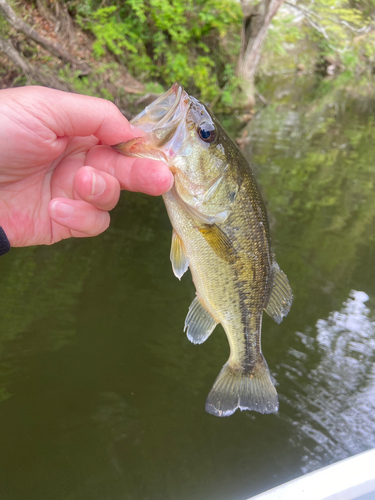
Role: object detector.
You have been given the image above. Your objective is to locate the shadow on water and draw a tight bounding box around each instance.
[0,75,375,499]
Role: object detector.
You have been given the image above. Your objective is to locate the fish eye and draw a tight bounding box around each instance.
[197,122,216,143]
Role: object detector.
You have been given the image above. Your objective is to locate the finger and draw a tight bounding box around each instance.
[85,145,174,196]
[73,166,121,211]
[3,86,138,145]
[49,198,110,237]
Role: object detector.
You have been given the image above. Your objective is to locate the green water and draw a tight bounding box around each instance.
[1,77,375,499]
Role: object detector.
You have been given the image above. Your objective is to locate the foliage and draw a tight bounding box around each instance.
[66,0,375,101]
[73,0,242,103]
[260,0,375,78]
[2,0,375,107]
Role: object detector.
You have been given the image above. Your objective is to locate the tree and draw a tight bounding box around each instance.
[236,0,285,107]
[0,34,71,90]
[0,0,90,74]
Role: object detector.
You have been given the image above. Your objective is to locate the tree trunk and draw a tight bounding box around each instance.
[36,0,76,46]
[0,0,90,74]
[236,0,285,107]
[0,35,72,91]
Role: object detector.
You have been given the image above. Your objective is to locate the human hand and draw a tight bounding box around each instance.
[0,86,173,247]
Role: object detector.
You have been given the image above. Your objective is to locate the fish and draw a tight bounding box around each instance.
[113,83,293,417]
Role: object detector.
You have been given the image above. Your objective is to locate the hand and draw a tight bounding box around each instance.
[0,86,173,247]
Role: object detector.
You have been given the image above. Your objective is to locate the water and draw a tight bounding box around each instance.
[1,76,375,499]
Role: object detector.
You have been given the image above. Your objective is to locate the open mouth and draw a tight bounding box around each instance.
[112,84,189,160]
[131,83,186,133]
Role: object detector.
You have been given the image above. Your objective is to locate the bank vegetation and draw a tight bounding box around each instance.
[1,0,375,113]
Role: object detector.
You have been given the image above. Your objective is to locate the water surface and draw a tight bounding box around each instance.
[0,76,375,499]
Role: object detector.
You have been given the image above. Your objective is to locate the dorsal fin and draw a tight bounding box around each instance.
[265,262,293,324]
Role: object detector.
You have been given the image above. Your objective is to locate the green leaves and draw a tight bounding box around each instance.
[261,0,375,78]
[86,6,140,58]
[78,0,242,104]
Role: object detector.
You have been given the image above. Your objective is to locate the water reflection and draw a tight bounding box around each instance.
[92,392,142,475]
[245,82,375,475]
[0,243,93,402]
[280,290,375,473]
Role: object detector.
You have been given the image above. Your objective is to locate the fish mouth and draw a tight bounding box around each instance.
[131,83,187,133]
[112,83,190,160]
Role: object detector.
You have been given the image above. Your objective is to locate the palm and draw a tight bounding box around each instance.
[0,86,173,248]
[1,136,98,246]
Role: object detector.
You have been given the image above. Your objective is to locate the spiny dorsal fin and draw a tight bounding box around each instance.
[170,230,189,280]
[184,296,218,344]
[198,224,236,263]
[265,261,293,324]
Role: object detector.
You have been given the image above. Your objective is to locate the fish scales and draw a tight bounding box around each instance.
[113,84,293,417]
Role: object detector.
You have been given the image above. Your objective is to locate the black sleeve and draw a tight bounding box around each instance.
[0,227,10,256]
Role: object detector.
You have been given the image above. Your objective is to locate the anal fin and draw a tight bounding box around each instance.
[184,296,218,344]
[265,261,293,324]
[170,230,189,280]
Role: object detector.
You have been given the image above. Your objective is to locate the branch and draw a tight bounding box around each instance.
[285,2,371,35]
[0,35,72,91]
[0,0,90,74]
[341,20,371,34]
[304,14,330,41]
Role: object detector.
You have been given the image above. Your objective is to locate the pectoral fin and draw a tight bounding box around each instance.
[184,296,218,344]
[171,185,229,225]
[198,224,236,263]
[265,262,293,324]
[170,230,189,280]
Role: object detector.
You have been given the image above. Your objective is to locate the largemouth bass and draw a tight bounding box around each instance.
[113,84,293,417]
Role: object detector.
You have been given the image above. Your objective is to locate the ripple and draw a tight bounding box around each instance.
[279,290,375,473]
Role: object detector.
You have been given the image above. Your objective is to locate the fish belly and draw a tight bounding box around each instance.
[163,190,242,337]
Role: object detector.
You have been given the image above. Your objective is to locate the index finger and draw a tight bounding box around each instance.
[85,145,173,196]
[3,86,138,145]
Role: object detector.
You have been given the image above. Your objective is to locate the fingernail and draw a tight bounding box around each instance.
[91,172,106,196]
[167,172,174,191]
[50,200,74,218]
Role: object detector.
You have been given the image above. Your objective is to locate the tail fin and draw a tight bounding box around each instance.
[205,355,278,417]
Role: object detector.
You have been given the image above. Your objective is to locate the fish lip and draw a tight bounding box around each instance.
[159,83,184,125]
[131,83,187,132]
[112,83,189,158]
[153,83,184,129]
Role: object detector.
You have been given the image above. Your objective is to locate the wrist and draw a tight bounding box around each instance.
[0,226,10,256]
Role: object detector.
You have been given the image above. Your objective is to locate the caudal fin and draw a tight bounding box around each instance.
[205,355,278,417]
